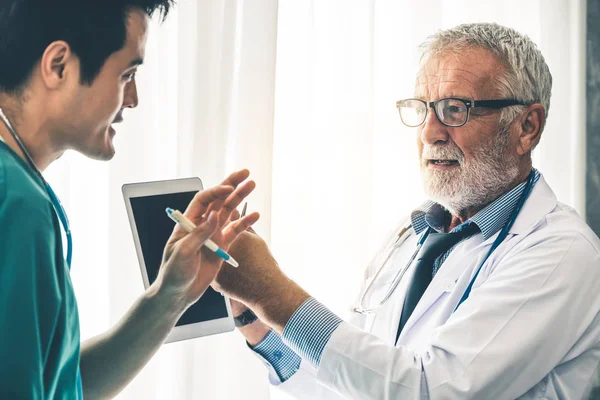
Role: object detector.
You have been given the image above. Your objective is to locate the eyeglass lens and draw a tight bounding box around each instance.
[398,99,469,127]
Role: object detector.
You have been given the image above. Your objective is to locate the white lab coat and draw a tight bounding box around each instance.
[268,176,600,399]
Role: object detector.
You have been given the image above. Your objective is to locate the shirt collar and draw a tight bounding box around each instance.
[410,169,541,239]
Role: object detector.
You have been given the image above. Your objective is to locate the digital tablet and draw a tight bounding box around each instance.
[122,178,234,343]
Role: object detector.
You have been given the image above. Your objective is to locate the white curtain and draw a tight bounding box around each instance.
[44,0,586,399]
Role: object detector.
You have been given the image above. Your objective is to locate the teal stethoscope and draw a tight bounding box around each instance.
[0,108,73,268]
[354,168,536,315]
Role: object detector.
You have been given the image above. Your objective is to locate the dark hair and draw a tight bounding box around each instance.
[0,0,175,93]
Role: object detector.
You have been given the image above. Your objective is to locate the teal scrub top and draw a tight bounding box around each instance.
[0,141,82,399]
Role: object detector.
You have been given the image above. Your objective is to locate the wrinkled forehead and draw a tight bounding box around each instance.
[414,49,504,100]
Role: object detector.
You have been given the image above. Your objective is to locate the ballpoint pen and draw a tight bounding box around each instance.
[165,208,239,268]
[241,202,248,218]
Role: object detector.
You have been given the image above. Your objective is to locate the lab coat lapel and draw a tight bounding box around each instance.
[473,175,557,250]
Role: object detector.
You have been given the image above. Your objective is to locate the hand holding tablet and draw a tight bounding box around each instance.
[122,170,260,342]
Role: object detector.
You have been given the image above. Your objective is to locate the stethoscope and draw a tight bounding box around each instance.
[354,168,536,315]
[0,108,73,268]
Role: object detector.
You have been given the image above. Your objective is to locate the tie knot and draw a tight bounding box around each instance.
[451,221,480,238]
[418,222,480,263]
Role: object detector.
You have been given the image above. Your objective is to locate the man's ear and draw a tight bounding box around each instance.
[39,41,77,90]
[516,104,546,156]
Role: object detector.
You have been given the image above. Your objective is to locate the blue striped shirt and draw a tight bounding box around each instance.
[252,169,540,382]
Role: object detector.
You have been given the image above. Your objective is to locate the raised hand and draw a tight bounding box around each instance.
[155,170,260,307]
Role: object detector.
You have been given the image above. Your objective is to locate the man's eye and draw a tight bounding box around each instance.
[446,105,464,113]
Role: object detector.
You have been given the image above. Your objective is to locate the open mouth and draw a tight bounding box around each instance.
[429,159,459,166]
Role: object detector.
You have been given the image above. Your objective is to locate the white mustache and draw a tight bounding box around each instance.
[421,145,464,164]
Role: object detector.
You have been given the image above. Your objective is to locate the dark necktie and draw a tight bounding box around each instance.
[396,222,480,341]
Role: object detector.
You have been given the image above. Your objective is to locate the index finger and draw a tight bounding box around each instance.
[219,169,250,187]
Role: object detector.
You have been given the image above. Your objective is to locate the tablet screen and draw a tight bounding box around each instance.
[129,191,228,327]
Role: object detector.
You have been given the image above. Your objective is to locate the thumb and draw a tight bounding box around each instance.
[179,211,219,253]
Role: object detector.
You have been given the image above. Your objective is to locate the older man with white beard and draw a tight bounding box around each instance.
[212,23,600,399]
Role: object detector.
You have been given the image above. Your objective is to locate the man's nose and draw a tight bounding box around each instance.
[420,108,449,146]
[123,77,139,109]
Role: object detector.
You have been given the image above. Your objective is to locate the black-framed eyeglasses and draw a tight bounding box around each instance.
[395,98,526,128]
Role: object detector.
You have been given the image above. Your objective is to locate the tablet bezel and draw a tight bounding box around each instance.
[122,177,234,343]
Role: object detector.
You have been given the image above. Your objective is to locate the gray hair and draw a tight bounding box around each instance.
[419,23,552,128]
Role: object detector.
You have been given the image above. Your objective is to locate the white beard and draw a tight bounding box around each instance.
[420,130,520,217]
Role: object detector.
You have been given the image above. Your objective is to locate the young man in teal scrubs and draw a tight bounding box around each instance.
[0,1,259,398]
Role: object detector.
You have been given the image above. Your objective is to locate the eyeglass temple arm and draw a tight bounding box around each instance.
[395,99,526,108]
[472,99,526,108]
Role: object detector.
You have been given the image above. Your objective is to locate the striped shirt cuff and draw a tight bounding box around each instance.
[282,297,343,368]
[251,330,301,382]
